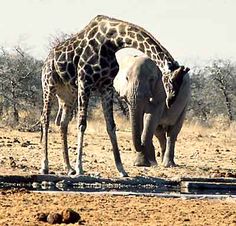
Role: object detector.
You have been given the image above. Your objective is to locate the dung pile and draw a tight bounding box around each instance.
[35,208,82,224]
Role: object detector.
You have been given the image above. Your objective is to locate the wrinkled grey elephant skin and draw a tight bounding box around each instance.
[114,56,190,167]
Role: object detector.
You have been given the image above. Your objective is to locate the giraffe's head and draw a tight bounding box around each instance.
[163,61,190,108]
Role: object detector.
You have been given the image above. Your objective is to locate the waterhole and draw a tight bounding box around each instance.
[1,175,236,198]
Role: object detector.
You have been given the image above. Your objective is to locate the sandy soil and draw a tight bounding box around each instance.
[0,118,236,225]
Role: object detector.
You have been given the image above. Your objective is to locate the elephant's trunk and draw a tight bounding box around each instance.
[129,97,144,152]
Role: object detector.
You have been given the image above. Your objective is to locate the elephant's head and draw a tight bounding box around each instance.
[122,56,163,153]
[162,60,190,108]
[124,57,162,104]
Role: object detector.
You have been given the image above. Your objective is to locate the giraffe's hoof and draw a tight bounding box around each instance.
[67,168,76,176]
[39,168,49,174]
[120,171,129,177]
[75,169,84,176]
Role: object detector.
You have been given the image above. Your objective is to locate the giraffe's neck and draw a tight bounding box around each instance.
[92,15,178,73]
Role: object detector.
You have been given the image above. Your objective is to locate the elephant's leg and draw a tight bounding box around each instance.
[133,150,150,167]
[146,142,157,166]
[128,100,149,167]
[162,109,187,167]
[162,135,176,167]
[154,127,166,163]
[133,116,149,167]
[142,121,156,166]
[141,105,164,166]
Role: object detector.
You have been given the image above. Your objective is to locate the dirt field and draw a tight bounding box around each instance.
[0,117,236,225]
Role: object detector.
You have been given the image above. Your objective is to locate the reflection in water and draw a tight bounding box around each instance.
[1,177,236,196]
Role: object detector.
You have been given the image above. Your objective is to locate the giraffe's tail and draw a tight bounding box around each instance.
[40,122,43,143]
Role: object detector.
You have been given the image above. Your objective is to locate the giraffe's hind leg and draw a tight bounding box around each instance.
[57,99,77,175]
[40,85,54,174]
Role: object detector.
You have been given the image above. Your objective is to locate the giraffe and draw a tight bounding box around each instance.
[40,15,189,177]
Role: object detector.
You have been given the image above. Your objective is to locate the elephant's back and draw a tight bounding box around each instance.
[131,56,161,76]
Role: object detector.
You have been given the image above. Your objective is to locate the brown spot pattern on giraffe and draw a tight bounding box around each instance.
[40,15,185,177]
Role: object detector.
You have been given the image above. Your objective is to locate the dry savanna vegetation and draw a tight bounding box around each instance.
[0,113,236,225]
[0,47,236,225]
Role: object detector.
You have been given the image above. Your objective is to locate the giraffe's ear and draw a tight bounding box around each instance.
[170,66,190,85]
[164,59,171,72]
[184,67,190,73]
[170,66,184,81]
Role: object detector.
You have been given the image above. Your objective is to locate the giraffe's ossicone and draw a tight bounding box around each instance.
[40,15,190,176]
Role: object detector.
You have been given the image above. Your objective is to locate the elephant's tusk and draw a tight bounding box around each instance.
[149,97,154,103]
[166,99,170,109]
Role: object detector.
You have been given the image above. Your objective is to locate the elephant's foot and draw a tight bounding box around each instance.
[147,155,157,166]
[162,159,176,168]
[149,160,158,166]
[134,152,151,167]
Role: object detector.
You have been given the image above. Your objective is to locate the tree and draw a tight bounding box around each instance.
[188,67,211,121]
[47,31,74,49]
[0,47,43,125]
[189,59,236,122]
[206,59,236,121]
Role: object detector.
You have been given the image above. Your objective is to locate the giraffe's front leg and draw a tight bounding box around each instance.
[101,88,128,177]
[75,119,86,175]
[75,87,89,175]
[59,105,76,175]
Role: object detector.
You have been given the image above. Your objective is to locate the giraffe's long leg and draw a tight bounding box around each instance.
[40,85,53,174]
[59,103,76,175]
[100,86,128,177]
[75,86,90,175]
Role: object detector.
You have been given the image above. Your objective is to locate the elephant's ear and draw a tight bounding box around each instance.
[150,67,162,100]
[113,70,129,98]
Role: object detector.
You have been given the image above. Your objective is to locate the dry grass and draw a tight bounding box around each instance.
[65,109,236,141]
[1,110,236,226]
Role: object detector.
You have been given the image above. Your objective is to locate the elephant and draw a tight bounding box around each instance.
[114,56,190,167]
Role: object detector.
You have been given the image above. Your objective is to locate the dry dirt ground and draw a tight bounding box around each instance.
[0,117,236,225]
